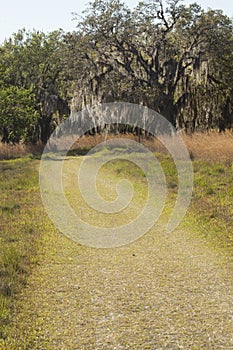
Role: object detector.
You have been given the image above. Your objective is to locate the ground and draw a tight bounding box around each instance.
[4,217,233,349]
[1,152,233,349]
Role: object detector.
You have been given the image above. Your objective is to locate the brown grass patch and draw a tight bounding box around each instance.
[0,143,44,160]
[180,130,233,163]
[70,131,233,163]
[0,130,232,163]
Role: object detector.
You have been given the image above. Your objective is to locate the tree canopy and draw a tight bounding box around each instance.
[0,0,232,143]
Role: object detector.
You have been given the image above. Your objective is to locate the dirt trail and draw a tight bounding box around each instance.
[5,225,233,349]
[3,159,233,349]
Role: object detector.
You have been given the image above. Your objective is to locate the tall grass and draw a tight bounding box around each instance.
[0,131,232,163]
[69,131,233,163]
[181,130,233,163]
[0,143,44,160]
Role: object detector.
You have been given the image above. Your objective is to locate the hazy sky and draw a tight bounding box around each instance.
[0,0,232,43]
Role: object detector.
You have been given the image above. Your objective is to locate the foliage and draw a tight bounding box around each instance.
[70,0,233,130]
[0,0,233,143]
[0,86,39,143]
[0,30,70,143]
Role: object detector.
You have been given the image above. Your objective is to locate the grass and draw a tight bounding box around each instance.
[64,145,233,252]
[181,130,233,163]
[1,131,232,162]
[188,160,233,253]
[101,154,233,254]
[0,158,46,340]
[67,130,233,163]
[0,142,44,160]
[0,131,232,345]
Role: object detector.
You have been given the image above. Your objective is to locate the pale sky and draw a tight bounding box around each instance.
[0,0,232,44]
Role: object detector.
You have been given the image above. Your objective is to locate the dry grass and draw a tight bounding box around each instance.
[0,143,44,160]
[69,130,233,163]
[181,130,233,163]
[0,130,232,163]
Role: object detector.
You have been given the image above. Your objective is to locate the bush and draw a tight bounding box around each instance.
[0,86,39,143]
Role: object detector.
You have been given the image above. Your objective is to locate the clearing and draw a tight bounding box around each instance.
[1,154,233,349]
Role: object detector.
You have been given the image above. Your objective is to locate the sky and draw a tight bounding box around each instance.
[0,0,232,44]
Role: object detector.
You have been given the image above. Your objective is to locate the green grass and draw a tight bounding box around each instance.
[0,158,45,340]
[97,153,233,254]
[91,152,233,254]
[187,160,233,253]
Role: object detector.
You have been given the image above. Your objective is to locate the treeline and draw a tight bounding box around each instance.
[0,0,233,143]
